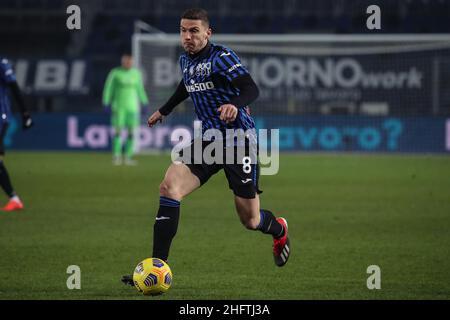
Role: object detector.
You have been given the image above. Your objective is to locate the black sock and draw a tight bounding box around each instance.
[0,160,15,198]
[257,209,285,239]
[152,196,180,261]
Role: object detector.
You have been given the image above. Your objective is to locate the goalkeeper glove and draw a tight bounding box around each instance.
[22,112,33,130]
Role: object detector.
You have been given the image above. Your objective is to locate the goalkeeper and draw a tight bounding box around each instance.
[103,54,149,165]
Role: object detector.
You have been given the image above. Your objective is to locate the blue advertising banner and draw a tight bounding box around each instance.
[5,113,450,153]
[254,116,447,153]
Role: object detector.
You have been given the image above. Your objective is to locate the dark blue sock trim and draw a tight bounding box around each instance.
[160,196,180,207]
[160,200,178,206]
[160,203,180,208]
[257,210,265,230]
[160,196,179,204]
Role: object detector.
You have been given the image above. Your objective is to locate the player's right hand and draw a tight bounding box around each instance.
[147,110,164,127]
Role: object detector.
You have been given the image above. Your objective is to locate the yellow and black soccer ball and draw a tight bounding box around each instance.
[132,258,172,296]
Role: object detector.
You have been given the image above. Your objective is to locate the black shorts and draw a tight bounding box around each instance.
[0,123,8,156]
[177,138,263,199]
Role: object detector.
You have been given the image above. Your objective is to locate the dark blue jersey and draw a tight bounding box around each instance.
[0,57,16,123]
[179,42,255,132]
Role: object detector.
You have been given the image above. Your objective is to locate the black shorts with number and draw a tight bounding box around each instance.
[178,138,263,199]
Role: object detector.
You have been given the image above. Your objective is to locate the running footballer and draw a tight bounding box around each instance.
[0,56,33,212]
[123,8,290,285]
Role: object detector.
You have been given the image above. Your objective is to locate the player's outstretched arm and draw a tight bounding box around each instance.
[8,81,33,130]
[218,74,260,123]
[148,79,189,127]
[229,74,260,108]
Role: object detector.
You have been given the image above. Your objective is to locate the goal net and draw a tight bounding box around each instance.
[133,34,450,153]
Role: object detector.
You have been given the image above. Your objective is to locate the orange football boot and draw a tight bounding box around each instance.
[1,199,24,212]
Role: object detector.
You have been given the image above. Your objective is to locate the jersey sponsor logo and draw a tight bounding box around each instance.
[185,81,215,92]
[228,64,242,73]
[220,52,231,57]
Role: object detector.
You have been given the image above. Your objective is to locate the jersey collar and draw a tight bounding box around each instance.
[188,41,211,60]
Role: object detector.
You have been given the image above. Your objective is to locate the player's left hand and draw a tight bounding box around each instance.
[218,104,238,123]
[22,112,33,130]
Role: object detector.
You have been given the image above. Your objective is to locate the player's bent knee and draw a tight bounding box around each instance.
[159,180,182,200]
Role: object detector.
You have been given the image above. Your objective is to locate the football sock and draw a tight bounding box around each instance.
[125,133,134,159]
[0,160,15,198]
[152,196,180,261]
[113,134,122,158]
[257,209,285,239]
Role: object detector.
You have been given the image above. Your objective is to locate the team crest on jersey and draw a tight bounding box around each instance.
[195,62,211,77]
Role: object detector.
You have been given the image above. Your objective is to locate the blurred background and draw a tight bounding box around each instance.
[1,0,450,301]
[2,0,450,153]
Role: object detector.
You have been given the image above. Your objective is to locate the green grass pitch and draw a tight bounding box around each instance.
[0,152,449,299]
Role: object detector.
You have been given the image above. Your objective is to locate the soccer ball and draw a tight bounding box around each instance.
[132,258,173,295]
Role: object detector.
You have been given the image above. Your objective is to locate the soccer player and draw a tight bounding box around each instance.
[122,8,290,285]
[0,57,33,211]
[103,54,149,165]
